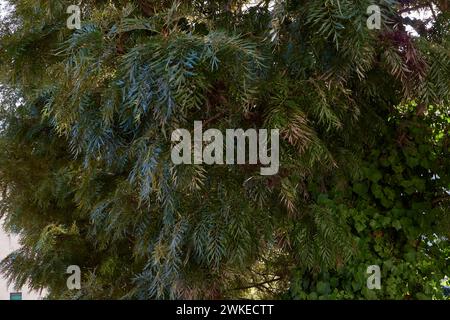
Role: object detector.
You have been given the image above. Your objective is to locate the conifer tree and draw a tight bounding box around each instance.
[0,0,449,299]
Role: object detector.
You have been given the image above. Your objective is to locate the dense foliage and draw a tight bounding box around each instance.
[0,0,449,299]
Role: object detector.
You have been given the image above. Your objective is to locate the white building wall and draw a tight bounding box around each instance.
[0,227,44,300]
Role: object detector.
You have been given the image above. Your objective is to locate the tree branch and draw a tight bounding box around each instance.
[229,277,282,291]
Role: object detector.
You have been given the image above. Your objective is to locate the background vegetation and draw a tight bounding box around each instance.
[0,0,449,299]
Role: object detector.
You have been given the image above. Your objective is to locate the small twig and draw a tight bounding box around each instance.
[428,2,438,21]
[230,277,282,291]
[398,5,430,14]
[203,111,226,127]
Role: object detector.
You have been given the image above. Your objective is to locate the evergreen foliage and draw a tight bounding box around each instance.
[0,0,449,299]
